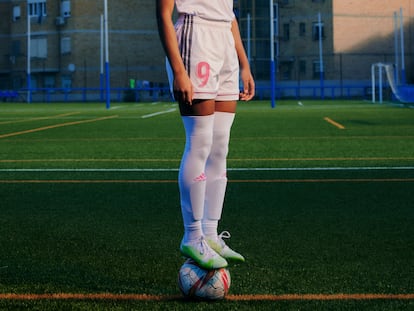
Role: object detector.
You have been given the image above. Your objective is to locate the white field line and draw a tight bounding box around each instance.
[0,167,413,173]
[141,108,176,119]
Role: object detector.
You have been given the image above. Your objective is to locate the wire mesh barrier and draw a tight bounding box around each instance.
[0,2,412,103]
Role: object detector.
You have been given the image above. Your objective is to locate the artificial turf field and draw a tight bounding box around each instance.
[0,100,413,310]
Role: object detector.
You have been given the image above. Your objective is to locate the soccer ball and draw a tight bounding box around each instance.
[178,259,231,300]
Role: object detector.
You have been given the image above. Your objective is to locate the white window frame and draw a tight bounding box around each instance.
[30,37,47,58]
[312,22,325,41]
[28,0,47,18]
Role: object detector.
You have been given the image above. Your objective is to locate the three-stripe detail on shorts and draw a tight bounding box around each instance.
[180,15,194,77]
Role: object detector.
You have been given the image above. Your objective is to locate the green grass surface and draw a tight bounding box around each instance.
[0,100,413,310]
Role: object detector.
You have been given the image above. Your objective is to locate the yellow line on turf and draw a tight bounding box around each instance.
[0,115,118,139]
[0,112,81,125]
[324,117,345,129]
[0,293,413,301]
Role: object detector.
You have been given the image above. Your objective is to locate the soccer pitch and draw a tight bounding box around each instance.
[0,100,413,310]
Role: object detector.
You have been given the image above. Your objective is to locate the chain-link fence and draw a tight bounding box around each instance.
[1,1,413,102]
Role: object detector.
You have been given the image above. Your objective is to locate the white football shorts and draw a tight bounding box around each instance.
[174,14,240,101]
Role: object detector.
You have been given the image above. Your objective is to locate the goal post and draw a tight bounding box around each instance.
[371,63,393,104]
[372,62,414,104]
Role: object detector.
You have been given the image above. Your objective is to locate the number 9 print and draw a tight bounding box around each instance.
[196,62,210,87]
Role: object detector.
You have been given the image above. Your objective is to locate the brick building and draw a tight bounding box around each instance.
[0,0,413,101]
[238,0,413,91]
[0,0,166,100]
[333,0,413,83]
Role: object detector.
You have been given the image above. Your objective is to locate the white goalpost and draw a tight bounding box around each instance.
[371,63,392,104]
[371,62,414,104]
[372,8,413,105]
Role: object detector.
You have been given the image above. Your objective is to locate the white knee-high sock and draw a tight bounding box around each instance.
[179,115,215,243]
[203,112,235,240]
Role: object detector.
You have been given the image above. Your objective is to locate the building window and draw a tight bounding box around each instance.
[30,37,47,58]
[61,76,72,89]
[13,76,23,89]
[312,22,325,40]
[28,0,47,18]
[12,40,21,56]
[13,6,21,21]
[30,76,37,91]
[281,62,293,80]
[313,61,322,78]
[44,75,55,89]
[282,23,290,41]
[299,60,306,75]
[299,22,306,36]
[61,37,71,54]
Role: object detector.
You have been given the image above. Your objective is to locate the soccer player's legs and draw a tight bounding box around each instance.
[177,16,240,268]
[178,112,228,269]
[203,111,234,240]
[203,110,245,263]
[202,26,244,262]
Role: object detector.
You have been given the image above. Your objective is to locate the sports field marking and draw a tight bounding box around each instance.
[227,294,414,301]
[0,158,178,163]
[1,135,413,142]
[1,166,413,172]
[141,108,176,119]
[108,106,123,110]
[1,178,413,184]
[231,157,414,162]
[0,115,118,139]
[0,293,413,301]
[324,117,346,129]
[0,112,81,125]
[231,178,414,183]
[1,157,414,163]
[234,135,414,140]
